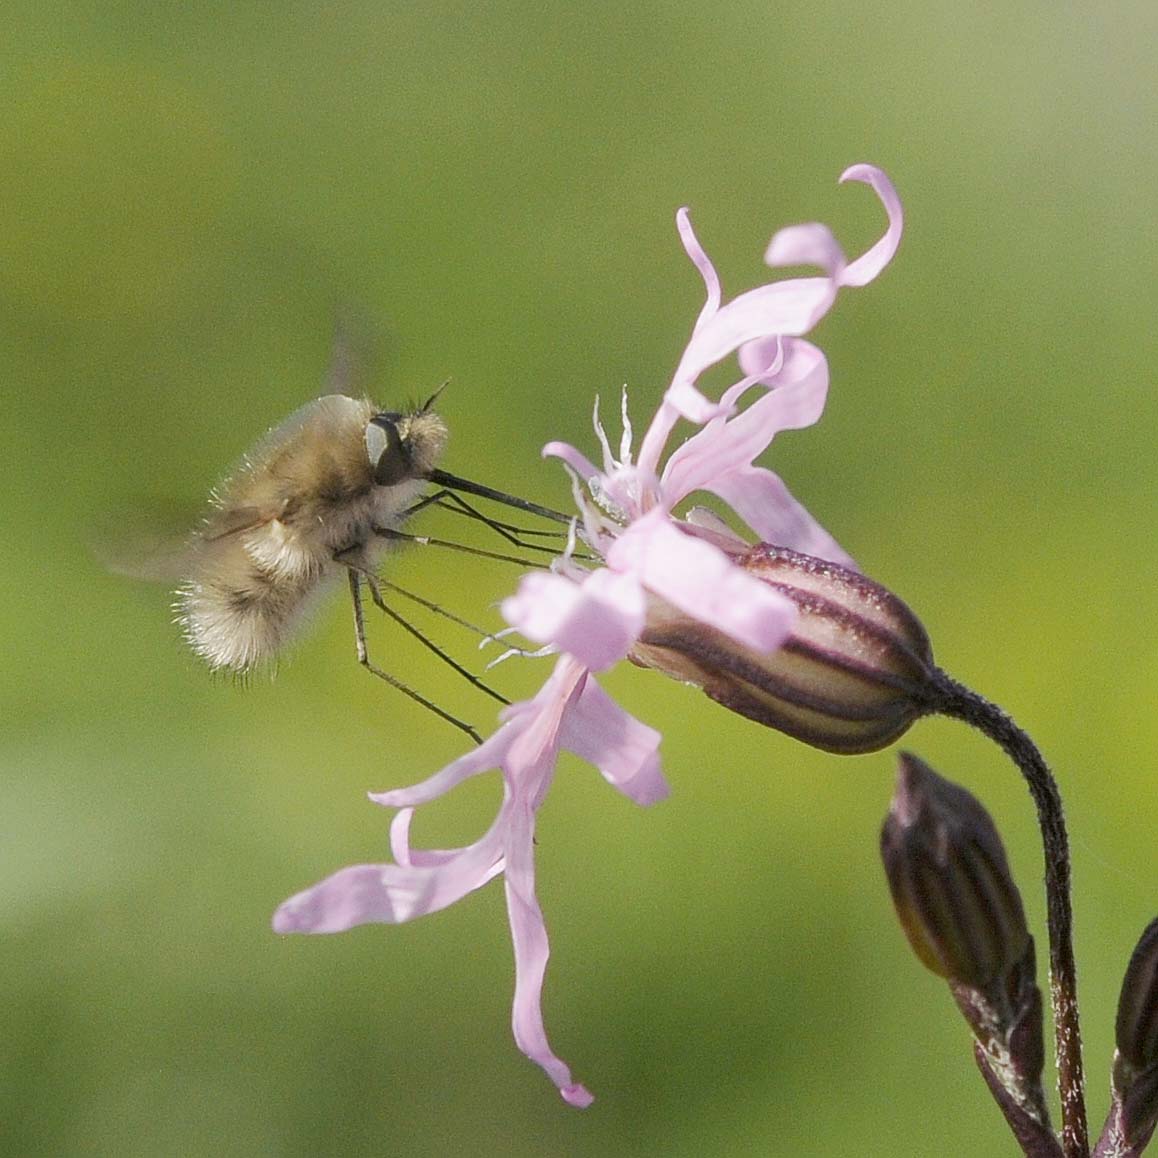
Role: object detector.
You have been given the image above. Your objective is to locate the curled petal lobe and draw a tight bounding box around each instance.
[607,511,797,652]
[676,207,722,333]
[671,277,838,391]
[661,339,829,507]
[733,334,785,387]
[660,383,731,427]
[389,809,413,866]
[736,334,823,395]
[836,164,904,287]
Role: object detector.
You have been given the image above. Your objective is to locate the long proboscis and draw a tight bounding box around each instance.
[425,468,573,527]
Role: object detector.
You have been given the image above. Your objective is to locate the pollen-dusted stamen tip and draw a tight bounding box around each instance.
[881,753,1031,990]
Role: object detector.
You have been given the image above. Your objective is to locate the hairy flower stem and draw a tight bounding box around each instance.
[931,670,1088,1158]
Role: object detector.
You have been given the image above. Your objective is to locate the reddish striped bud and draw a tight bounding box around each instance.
[631,544,937,754]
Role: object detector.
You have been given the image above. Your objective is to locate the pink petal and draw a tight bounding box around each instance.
[660,341,828,506]
[837,164,904,288]
[607,511,797,652]
[764,221,846,276]
[561,677,669,806]
[389,808,415,865]
[704,465,857,568]
[676,207,722,334]
[734,334,785,385]
[670,276,838,392]
[661,383,731,425]
[369,726,513,809]
[543,440,600,481]
[389,808,496,870]
[502,570,644,672]
[272,822,507,932]
[503,796,593,1108]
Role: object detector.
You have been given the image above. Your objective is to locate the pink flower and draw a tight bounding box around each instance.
[273,164,903,1105]
[512,163,903,662]
[274,655,666,1109]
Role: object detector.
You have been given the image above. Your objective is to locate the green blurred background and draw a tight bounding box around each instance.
[2,3,1155,1156]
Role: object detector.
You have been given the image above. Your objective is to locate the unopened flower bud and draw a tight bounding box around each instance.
[1117,919,1158,1074]
[1102,918,1158,1152]
[630,543,936,754]
[881,752,1030,989]
[881,754,1050,1135]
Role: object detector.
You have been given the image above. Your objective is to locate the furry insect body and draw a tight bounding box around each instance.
[178,393,447,672]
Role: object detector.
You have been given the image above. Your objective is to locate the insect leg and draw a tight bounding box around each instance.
[376,578,502,644]
[353,570,509,707]
[374,526,545,570]
[345,570,486,746]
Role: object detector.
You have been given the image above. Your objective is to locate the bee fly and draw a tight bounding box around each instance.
[145,388,569,742]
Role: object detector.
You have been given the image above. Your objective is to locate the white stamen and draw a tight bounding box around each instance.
[592,393,617,475]
[485,642,557,670]
[618,385,634,465]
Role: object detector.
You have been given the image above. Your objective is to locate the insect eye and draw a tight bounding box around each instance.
[365,413,412,486]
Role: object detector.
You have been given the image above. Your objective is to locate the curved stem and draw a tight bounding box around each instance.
[931,670,1088,1158]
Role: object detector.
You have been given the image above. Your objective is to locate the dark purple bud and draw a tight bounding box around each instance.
[631,544,937,754]
[1099,919,1158,1153]
[881,754,1051,1135]
[1117,919,1158,1074]
[881,753,1030,988]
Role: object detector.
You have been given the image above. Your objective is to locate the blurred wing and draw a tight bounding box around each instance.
[323,309,378,397]
[93,511,202,583]
[201,503,279,542]
[96,500,281,582]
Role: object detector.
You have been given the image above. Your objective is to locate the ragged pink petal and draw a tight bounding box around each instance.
[542,440,601,481]
[606,511,797,652]
[731,334,785,386]
[671,277,838,393]
[504,795,594,1108]
[272,822,507,933]
[660,341,828,507]
[502,570,645,672]
[560,677,668,805]
[704,465,857,569]
[369,726,514,809]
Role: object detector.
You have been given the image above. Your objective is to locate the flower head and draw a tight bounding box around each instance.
[274,165,903,1105]
[275,655,666,1108]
